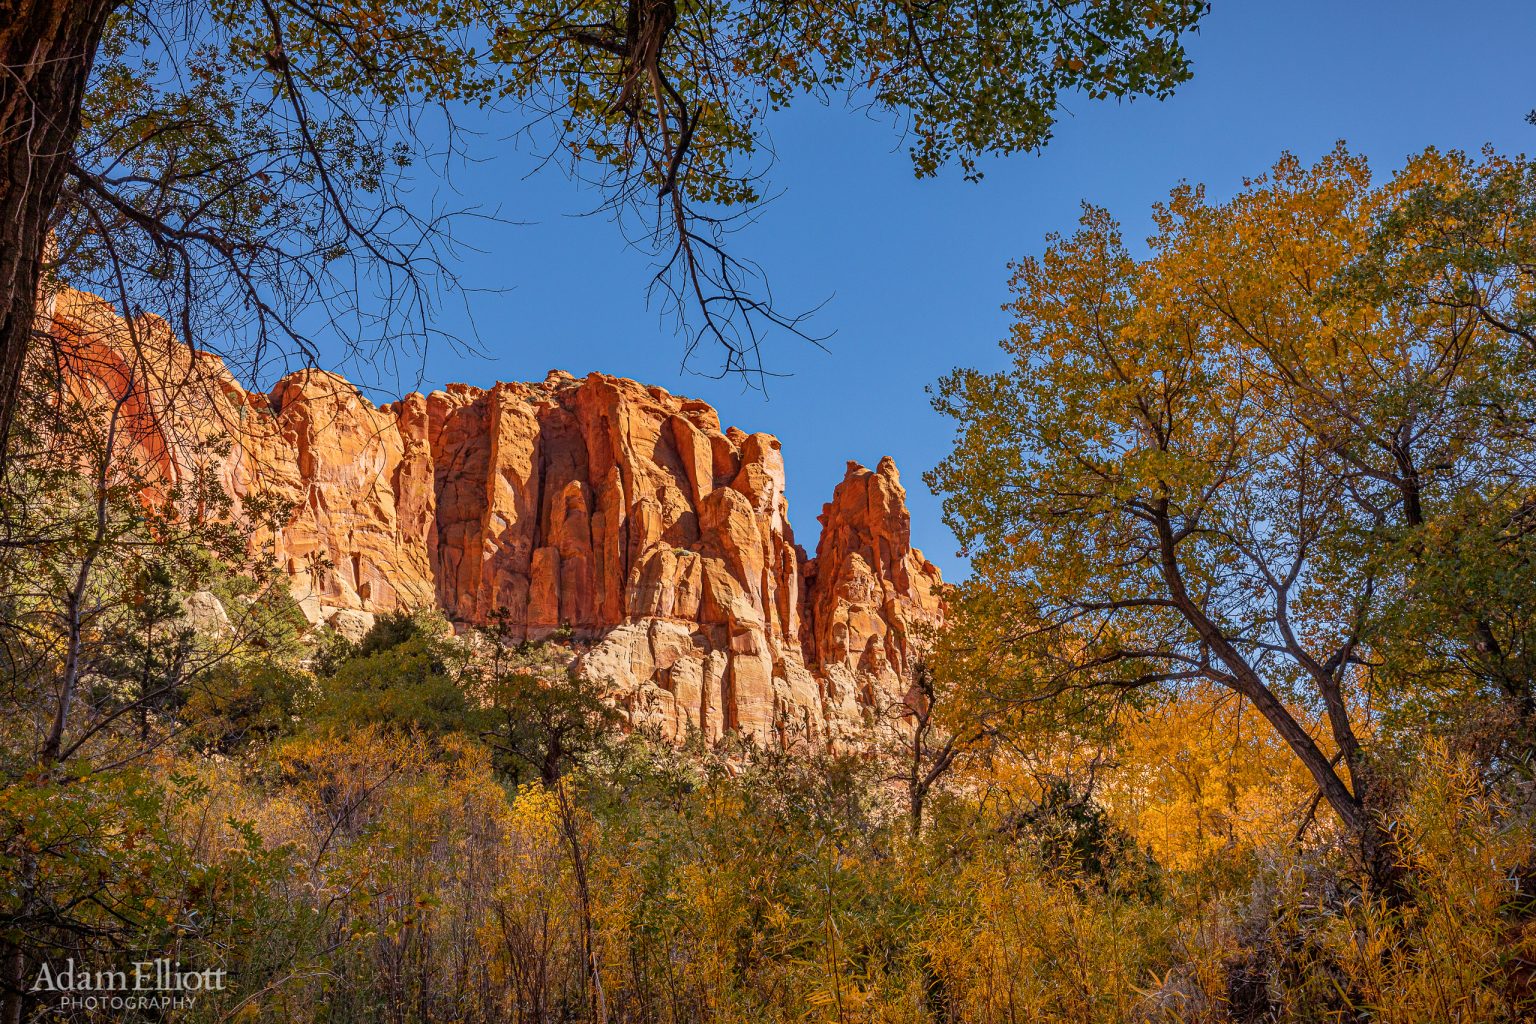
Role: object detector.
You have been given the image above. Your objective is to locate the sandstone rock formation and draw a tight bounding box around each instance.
[46,288,942,746]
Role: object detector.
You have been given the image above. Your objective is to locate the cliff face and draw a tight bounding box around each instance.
[47,288,942,746]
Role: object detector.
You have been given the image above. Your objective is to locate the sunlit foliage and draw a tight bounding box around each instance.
[6,142,1536,1022]
[929,146,1536,875]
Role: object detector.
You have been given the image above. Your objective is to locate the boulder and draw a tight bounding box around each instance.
[182,590,232,636]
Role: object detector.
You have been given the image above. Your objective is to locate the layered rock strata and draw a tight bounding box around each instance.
[46,288,942,745]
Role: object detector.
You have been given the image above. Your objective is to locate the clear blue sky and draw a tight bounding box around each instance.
[322,1,1536,580]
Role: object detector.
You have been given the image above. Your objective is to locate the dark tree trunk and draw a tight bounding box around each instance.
[0,0,119,475]
[1,12,116,1015]
[908,785,924,841]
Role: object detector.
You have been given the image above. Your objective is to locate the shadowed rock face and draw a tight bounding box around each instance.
[47,288,942,747]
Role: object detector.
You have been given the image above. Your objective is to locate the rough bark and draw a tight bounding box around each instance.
[0,0,119,475]
[0,11,117,1003]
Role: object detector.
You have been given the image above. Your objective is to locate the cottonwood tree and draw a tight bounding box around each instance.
[928,146,1536,884]
[1,0,1210,468]
[0,1,120,474]
[486,0,1211,376]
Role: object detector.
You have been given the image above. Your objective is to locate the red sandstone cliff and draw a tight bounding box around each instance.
[46,288,943,745]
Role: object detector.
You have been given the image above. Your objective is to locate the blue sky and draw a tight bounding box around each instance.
[328,1,1536,580]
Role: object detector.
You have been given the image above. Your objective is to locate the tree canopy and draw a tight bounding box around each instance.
[3,0,1210,466]
[928,145,1536,871]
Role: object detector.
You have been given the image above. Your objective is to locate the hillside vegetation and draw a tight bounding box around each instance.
[3,145,1536,1022]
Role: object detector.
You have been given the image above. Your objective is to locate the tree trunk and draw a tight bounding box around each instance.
[908,778,925,841]
[1150,508,1408,892]
[0,0,119,475]
[1151,509,1367,835]
[907,714,926,841]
